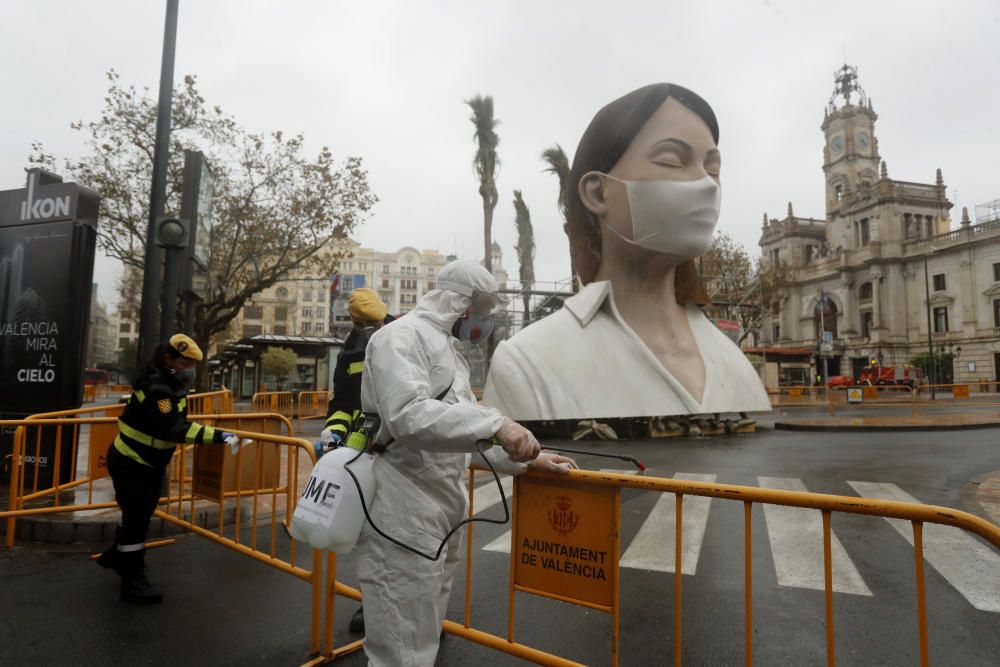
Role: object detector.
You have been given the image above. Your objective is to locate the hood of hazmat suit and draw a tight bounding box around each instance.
[355,258,525,666]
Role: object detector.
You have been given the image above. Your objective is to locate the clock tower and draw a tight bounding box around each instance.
[821,65,881,217]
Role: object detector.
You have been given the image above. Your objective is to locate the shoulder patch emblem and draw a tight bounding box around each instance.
[157,398,172,414]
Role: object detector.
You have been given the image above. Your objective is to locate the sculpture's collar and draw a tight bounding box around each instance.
[563,281,614,327]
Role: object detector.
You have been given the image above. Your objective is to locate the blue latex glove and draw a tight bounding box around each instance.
[314,430,343,458]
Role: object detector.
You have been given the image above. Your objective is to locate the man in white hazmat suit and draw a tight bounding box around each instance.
[356,259,576,666]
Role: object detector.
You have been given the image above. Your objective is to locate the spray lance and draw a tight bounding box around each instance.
[541,445,647,472]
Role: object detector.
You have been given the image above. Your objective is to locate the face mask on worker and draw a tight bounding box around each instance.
[451,311,493,345]
[175,367,196,385]
[601,174,721,257]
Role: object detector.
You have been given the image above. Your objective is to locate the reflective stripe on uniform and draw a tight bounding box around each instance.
[203,425,216,443]
[117,542,145,552]
[178,397,187,411]
[113,437,153,468]
[117,420,176,450]
[347,361,365,376]
[186,423,201,441]
[134,390,146,403]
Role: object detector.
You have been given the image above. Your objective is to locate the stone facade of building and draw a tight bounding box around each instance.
[759,65,1000,386]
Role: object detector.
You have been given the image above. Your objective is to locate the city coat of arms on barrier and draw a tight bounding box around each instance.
[547,495,579,536]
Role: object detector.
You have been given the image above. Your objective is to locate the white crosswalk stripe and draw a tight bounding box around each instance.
[474,472,1000,611]
[758,477,872,595]
[847,481,1000,613]
[619,473,717,574]
[467,474,513,517]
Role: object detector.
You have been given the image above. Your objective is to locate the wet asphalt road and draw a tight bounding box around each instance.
[3,421,1000,666]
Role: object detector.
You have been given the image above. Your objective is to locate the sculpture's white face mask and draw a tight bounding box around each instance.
[601,174,721,258]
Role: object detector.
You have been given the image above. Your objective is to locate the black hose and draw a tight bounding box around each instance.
[542,445,646,472]
[343,440,509,562]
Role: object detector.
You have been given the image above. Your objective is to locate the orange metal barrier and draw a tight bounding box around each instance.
[297,391,332,433]
[319,466,998,667]
[0,417,352,659]
[188,387,235,415]
[915,381,1000,412]
[769,386,828,407]
[827,383,916,416]
[252,391,295,420]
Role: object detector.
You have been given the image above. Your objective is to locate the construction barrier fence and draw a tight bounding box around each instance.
[297,391,332,433]
[253,391,295,420]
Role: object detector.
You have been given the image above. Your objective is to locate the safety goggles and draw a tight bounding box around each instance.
[469,290,505,315]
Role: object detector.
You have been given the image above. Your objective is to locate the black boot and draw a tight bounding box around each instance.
[348,606,364,633]
[119,548,163,604]
[96,527,123,573]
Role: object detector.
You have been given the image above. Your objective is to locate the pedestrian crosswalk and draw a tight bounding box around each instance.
[469,470,1000,613]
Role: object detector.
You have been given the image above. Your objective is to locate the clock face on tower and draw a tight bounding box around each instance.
[831,135,844,154]
[857,132,870,149]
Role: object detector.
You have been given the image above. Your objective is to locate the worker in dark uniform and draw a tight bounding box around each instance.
[96,334,238,604]
[321,288,393,450]
[319,288,390,633]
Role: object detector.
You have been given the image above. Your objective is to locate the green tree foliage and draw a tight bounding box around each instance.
[540,144,574,288]
[116,339,139,381]
[512,190,535,326]
[261,347,298,390]
[908,352,953,383]
[700,232,788,344]
[30,70,376,386]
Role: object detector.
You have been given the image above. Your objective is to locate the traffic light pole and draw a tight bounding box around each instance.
[137,0,179,366]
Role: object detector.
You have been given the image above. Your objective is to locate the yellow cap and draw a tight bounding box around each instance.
[348,288,388,322]
[169,334,203,361]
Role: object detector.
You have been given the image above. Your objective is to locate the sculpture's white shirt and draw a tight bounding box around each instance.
[483,281,771,420]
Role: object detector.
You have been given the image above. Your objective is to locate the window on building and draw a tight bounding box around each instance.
[932,273,946,292]
[427,267,435,277]
[302,322,311,333]
[360,262,367,271]
[858,218,871,246]
[805,245,814,264]
[120,310,133,319]
[345,262,353,270]
[933,307,949,333]
[835,185,843,202]
[302,307,312,318]
[317,290,325,302]
[315,322,324,333]
[119,337,130,349]
[276,287,289,299]
[993,299,1000,328]
[274,306,288,320]
[380,291,392,303]
[772,323,780,340]
[382,278,390,289]
[243,324,262,337]
[771,248,780,265]
[382,264,390,274]
[245,305,263,319]
[859,282,873,302]
[119,322,131,333]
[860,310,874,338]
[303,290,312,302]
[427,281,435,291]
[274,324,287,335]
[992,263,1000,283]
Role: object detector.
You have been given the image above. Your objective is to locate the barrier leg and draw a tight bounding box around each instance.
[744,501,753,667]
[675,494,683,667]
[913,522,930,667]
[822,510,835,667]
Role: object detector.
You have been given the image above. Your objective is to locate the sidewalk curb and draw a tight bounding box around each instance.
[961,470,1000,528]
[774,420,1000,432]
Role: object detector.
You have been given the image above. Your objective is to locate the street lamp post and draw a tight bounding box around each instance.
[137,0,180,365]
[923,251,936,400]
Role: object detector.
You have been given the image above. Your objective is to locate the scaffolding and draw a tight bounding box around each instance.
[975,198,1000,225]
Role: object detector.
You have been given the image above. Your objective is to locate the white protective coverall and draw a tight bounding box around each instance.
[356,259,526,667]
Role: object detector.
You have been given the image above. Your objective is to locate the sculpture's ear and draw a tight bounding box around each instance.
[578,171,610,220]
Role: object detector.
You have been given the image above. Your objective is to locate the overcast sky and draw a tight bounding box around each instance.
[2,0,998,309]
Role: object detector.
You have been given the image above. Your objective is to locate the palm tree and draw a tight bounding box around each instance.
[541,144,576,290]
[513,190,535,326]
[466,95,500,274]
